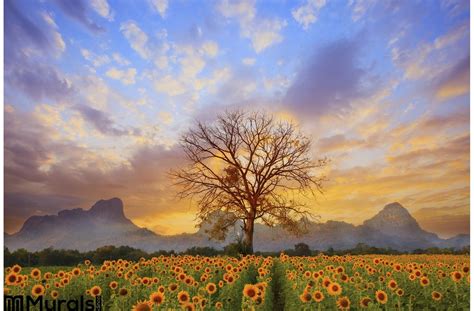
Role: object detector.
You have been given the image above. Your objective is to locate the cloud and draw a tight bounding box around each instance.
[150,0,168,18]
[284,37,377,116]
[154,75,186,96]
[392,22,468,83]
[348,0,376,21]
[112,53,131,66]
[81,49,111,67]
[317,134,366,153]
[218,0,287,53]
[435,56,469,100]
[120,21,151,59]
[90,0,114,21]
[4,0,72,101]
[292,0,326,30]
[242,58,256,66]
[53,0,105,33]
[158,111,174,125]
[74,104,139,136]
[6,62,73,101]
[201,41,219,58]
[106,67,137,85]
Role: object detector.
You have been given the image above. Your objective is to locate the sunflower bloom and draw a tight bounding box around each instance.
[336,296,351,310]
[31,284,45,297]
[299,291,312,303]
[360,297,371,308]
[328,282,343,296]
[375,290,388,304]
[131,300,152,311]
[150,292,165,305]
[432,291,442,301]
[178,290,190,304]
[313,290,324,302]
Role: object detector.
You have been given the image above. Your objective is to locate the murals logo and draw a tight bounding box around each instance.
[4,295,101,311]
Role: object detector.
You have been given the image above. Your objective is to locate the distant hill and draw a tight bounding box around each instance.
[4,198,469,252]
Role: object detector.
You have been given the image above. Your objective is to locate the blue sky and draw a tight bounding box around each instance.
[4,0,470,238]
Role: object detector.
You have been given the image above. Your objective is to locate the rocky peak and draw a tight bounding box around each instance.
[363,202,421,235]
[88,198,127,222]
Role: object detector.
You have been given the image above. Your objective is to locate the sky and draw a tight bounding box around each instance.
[4,0,470,238]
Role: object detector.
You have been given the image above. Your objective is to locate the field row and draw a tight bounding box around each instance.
[4,254,470,310]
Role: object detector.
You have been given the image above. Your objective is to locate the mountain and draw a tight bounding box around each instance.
[4,199,469,252]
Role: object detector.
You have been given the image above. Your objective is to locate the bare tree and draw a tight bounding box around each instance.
[171,110,328,253]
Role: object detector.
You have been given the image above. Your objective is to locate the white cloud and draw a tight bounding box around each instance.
[112,53,131,66]
[292,0,326,30]
[201,41,219,58]
[154,75,186,96]
[41,12,66,57]
[158,111,173,125]
[105,67,137,85]
[151,0,168,18]
[218,0,286,53]
[349,0,376,22]
[90,0,114,21]
[242,58,256,65]
[246,19,287,53]
[81,49,111,67]
[120,21,151,59]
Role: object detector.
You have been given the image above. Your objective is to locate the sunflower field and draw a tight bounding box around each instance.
[4,254,470,310]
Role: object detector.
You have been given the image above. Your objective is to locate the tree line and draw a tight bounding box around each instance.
[4,242,469,267]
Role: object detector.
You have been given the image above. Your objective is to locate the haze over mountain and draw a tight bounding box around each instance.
[4,198,469,252]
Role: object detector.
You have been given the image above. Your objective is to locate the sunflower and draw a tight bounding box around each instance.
[119,288,128,296]
[131,300,152,311]
[322,277,332,288]
[51,290,59,300]
[109,281,118,289]
[12,265,21,273]
[90,286,102,297]
[313,290,324,302]
[420,277,430,287]
[431,291,442,301]
[72,268,81,276]
[31,284,46,297]
[336,296,350,310]
[215,301,223,309]
[451,271,463,282]
[299,291,312,303]
[327,282,342,296]
[206,282,217,294]
[182,302,195,311]
[387,279,397,290]
[5,272,18,285]
[243,284,258,299]
[150,292,165,305]
[375,290,388,304]
[169,283,178,291]
[359,297,371,308]
[30,268,41,279]
[396,288,404,296]
[177,290,190,304]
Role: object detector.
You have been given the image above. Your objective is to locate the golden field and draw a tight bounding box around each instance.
[4,254,470,310]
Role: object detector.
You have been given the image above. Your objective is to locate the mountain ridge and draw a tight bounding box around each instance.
[5,198,469,252]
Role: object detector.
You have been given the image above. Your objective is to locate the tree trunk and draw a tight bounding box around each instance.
[243,217,254,254]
